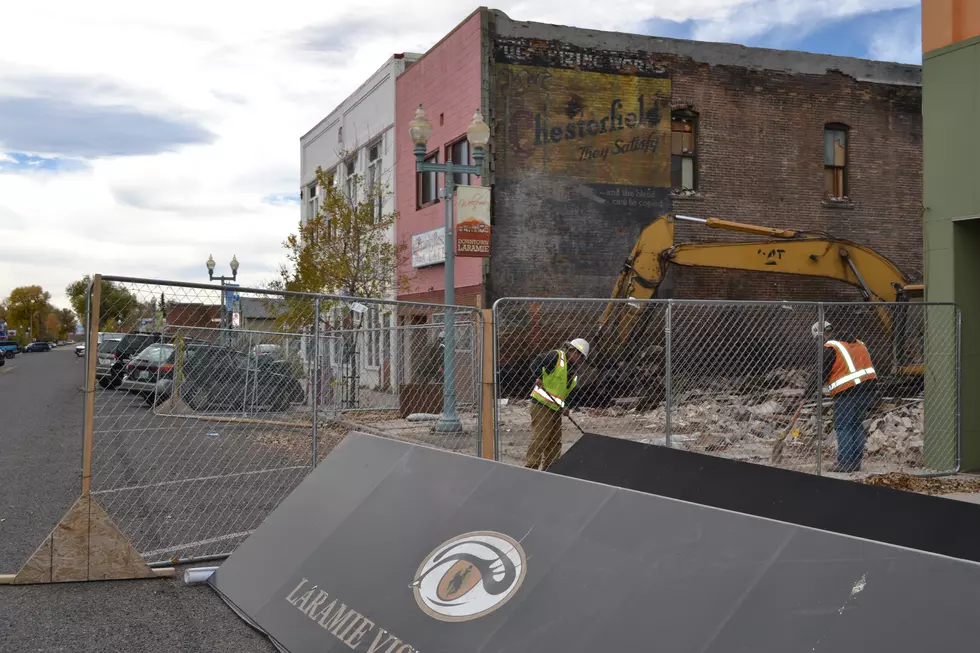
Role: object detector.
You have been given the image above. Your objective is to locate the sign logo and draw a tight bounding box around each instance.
[411,531,527,622]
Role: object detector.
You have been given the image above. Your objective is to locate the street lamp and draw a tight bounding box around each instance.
[409,105,489,434]
[206,254,240,344]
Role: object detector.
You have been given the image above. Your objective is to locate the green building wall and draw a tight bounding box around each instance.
[923,34,980,471]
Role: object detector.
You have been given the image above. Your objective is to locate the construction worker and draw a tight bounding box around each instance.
[809,321,878,473]
[525,338,590,470]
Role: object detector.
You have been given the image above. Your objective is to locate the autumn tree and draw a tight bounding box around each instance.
[280,163,407,297]
[65,276,139,331]
[57,308,77,339]
[5,286,53,340]
[274,161,408,331]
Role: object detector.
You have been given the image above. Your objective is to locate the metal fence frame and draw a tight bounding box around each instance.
[492,296,962,477]
[80,275,484,565]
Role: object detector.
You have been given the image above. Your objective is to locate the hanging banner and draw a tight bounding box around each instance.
[454,185,491,257]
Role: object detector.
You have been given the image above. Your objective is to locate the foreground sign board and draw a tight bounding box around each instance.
[454,185,491,257]
[210,432,980,653]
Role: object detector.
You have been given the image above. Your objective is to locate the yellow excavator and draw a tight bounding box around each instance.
[497,213,923,405]
[588,213,924,404]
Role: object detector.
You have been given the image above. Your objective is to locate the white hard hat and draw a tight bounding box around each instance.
[810,321,832,338]
[567,338,590,359]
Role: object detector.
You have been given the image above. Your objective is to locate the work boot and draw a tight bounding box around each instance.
[827,462,861,473]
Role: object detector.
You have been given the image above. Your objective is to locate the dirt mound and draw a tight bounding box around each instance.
[861,472,980,495]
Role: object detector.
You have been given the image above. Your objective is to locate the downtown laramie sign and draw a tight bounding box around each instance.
[209,433,980,653]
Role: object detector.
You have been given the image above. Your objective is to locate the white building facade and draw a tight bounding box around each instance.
[299,53,420,398]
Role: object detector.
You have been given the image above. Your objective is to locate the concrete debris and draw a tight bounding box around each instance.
[494,369,927,468]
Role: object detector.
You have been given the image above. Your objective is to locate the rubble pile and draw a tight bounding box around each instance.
[861,401,925,461]
[862,472,980,495]
[495,367,928,466]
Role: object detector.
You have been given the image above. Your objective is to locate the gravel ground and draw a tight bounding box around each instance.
[0,347,276,653]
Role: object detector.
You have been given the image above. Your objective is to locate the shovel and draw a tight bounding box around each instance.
[770,402,804,465]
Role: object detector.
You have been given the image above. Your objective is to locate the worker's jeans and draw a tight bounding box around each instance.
[526,400,563,470]
[833,384,875,470]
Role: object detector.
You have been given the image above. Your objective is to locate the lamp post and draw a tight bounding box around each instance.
[409,105,490,434]
[206,254,240,344]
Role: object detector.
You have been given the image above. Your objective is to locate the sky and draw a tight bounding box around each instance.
[0,0,922,311]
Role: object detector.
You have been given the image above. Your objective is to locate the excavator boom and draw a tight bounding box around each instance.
[597,214,920,371]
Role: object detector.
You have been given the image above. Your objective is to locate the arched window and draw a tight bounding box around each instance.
[824,123,849,199]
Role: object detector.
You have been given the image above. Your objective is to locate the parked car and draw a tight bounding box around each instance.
[0,340,19,359]
[181,345,303,412]
[97,332,162,389]
[120,343,178,403]
[24,342,52,353]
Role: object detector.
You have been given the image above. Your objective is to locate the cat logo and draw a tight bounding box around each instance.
[411,531,527,622]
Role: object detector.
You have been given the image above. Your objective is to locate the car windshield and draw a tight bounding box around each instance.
[97,340,120,354]
[134,344,174,363]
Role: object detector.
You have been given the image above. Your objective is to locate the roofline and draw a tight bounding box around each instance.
[488,8,921,86]
[300,52,423,142]
[395,6,486,81]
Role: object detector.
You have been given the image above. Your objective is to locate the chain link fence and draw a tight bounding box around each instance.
[86,276,482,564]
[492,297,960,477]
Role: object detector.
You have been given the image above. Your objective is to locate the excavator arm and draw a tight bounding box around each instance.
[597,214,921,370]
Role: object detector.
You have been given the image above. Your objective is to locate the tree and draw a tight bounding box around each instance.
[57,308,77,339]
[279,162,408,300]
[65,276,139,331]
[5,286,53,341]
[43,313,61,339]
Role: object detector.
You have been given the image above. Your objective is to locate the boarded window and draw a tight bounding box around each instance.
[671,114,697,191]
[824,125,848,199]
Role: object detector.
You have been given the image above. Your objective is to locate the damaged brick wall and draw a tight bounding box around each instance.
[486,25,922,305]
[665,59,923,302]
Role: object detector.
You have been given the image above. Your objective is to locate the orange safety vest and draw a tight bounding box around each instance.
[824,339,877,396]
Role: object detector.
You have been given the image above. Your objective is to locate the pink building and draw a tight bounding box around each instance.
[395,9,484,309]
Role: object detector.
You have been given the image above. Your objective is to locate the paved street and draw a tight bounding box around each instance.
[0,347,277,653]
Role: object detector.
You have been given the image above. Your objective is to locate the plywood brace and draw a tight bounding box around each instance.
[0,493,174,585]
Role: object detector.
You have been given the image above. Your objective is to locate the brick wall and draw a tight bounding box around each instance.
[486,24,923,304]
[665,59,923,302]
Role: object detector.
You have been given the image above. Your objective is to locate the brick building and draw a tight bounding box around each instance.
[395,8,922,308]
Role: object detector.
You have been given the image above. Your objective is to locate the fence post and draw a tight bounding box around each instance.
[312,298,321,469]
[815,303,825,475]
[480,309,495,460]
[664,300,673,448]
[81,275,102,495]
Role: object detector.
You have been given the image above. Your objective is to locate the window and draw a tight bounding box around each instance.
[824,124,849,199]
[306,182,319,221]
[447,138,471,187]
[366,142,382,222]
[417,151,438,208]
[671,112,698,192]
[344,158,356,202]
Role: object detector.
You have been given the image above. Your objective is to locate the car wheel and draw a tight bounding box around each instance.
[98,377,111,389]
[4,351,12,359]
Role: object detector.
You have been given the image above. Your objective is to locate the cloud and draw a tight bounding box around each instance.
[0,1,923,310]
[0,97,213,158]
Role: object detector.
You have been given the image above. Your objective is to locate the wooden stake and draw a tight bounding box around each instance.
[81,275,102,495]
[481,308,496,460]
